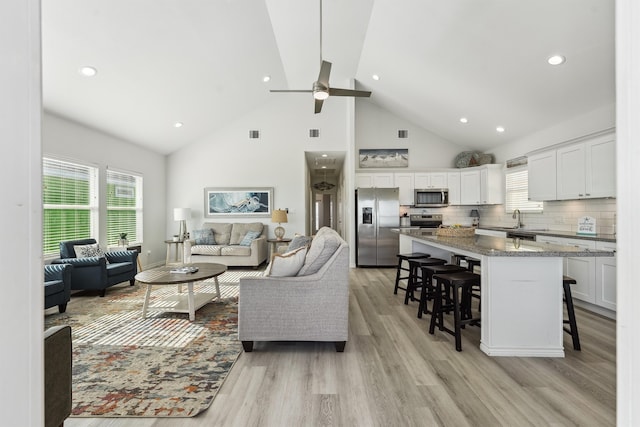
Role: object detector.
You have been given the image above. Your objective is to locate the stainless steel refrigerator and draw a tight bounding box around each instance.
[356,188,400,267]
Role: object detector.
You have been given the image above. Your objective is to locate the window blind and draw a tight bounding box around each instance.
[43,158,98,256]
[505,165,543,213]
[106,169,143,246]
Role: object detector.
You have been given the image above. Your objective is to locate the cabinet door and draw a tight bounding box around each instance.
[373,173,394,187]
[595,241,616,311]
[585,138,616,198]
[480,165,504,204]
[447,172,461,205]
[460,170,481,205]
[562,238,596,304]
[355,173,374,188]
[394,173,414,205]
[556,143,586,200]
[414,173,430,189]
[528,150,557,201]
[430,172,448,188]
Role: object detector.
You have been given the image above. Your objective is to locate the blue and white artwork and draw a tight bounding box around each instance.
[204,188,272,217]
[359,149,409,168]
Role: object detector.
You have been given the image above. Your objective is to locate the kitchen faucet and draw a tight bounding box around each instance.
[512,209,523,229]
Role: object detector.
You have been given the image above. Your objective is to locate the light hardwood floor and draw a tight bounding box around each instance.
[66,267,616,427]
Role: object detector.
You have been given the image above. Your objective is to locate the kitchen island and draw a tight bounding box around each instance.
[397,229,614,357]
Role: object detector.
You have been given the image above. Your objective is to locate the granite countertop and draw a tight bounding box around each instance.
[397,229,615,257]
[478,226,617,243]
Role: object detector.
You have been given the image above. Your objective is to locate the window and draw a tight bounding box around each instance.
[106,169,143,246]
[505,165,543,213]
[43,157,98,256]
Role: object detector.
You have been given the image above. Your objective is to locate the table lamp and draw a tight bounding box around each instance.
[173,207,191,241]
[271,209,288,240]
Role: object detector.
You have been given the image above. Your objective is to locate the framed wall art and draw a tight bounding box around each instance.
[204,187,273,217]
[359,149,409,168]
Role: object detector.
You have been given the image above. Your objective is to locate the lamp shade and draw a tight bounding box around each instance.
[173,207,191,221]
[271,209,288,224]
[470,209,480,218]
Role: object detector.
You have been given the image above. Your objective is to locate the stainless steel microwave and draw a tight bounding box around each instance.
[414,188,449,207]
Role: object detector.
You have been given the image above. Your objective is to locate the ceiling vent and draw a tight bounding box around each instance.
[249,130,260,139]
[309,129,320,138]
[398,129,408,138]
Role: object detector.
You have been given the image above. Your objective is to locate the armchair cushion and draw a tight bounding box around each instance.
[288,235,313,251]
[297,227,342,276]
[44,263,73,312]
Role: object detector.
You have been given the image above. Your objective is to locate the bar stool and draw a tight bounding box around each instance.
[418,264,466,318]
[464,257,482,311]
[404,257,447,305]
[429,271,481,351]
[451,254,467,266]
[394,253,430,295]
[563,275,581,351]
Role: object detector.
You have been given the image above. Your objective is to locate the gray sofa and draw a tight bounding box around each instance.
[238,227,349,352]
[184,222,268,267]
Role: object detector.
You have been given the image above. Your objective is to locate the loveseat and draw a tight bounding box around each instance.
[44,263,73,313]
[184,222,268,267]
[238,227,349,352]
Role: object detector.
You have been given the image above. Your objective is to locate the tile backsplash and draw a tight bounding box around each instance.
[404,198,617,235]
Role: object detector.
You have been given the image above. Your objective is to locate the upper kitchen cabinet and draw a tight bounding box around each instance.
[393,172,415,205]
[460,164,504,205]
[447,171,461,205]
[355,172,394,188]
[528,150,557,201]
[414,172,448,189]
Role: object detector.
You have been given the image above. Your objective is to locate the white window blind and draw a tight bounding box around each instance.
[107,169,143,246]
[505,165,543,213]
[43,157,98,256]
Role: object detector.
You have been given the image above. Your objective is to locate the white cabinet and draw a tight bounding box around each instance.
[564,239,597,304]
[556,136,616,200]
[595,241,616,311]
[447,171,461,205]
[393,173,415,205]
[459,165,503,205]
[527,150,557,201]
[414,172,447,189]
[355,173,394,188]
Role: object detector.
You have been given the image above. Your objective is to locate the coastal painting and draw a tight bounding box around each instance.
[204,187,273,217]
[359,149,409,168]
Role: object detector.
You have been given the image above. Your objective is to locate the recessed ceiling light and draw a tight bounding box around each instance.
[79,66,97,77]
[321,154,328,157]
[459,117,468,124]
[372,74,380,81]
[174,122,183,128]
[496,126,505,133]
[263,75,271,82]
[547,55,566,65]
[321,166,327,169]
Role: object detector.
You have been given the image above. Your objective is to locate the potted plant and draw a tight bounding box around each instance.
[118,233,128,247]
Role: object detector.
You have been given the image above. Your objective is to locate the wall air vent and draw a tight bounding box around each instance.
[398,129,408,138]
[249,130,260,139]
[309,129,320,138]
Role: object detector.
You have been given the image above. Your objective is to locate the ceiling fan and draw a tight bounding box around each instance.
[270,0,371,113]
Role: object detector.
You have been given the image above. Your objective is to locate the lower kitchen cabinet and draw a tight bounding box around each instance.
[595,241,617,311]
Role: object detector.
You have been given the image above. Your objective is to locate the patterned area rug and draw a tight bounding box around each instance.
[44,267,264,417]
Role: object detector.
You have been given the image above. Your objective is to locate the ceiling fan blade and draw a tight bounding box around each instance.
[270,90,313,93]
[317,60,332,87]
[314,98,324,114]
[329,88,372,97]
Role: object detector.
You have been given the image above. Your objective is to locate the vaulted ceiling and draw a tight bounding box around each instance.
[42,0,614,156]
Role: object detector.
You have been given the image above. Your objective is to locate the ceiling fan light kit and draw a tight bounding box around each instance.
[270,0,371,113]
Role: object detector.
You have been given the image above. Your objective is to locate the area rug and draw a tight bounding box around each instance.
[44,268,263,417]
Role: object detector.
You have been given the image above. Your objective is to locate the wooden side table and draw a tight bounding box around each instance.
[267,238,292,260]
[126,245,143,271]
[164,240,184,265]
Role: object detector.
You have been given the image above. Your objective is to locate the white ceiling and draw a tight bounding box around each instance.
[42,0,615,159]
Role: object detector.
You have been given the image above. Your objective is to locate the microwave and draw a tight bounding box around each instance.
[414,188,449,207]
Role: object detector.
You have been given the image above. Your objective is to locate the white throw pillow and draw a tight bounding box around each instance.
[74,243,108,263]
[265,246,307,277]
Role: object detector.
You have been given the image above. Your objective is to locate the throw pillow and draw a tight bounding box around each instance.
[193,228,216,245]
[265,246,307,277]
[73,243,109,263]
[287,235,312,251]
[239,230,262,246]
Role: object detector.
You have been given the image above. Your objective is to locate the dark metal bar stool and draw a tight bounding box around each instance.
[451,254,467,266]
[429,271,481,351]
[418,264,466,318]
[394,253,430,295]
[404,257,447,305]
[563,275,581,351]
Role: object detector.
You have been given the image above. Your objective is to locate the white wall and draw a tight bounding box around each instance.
[355,100,469,169]
[43,113,167,268]
[166,95,350,240]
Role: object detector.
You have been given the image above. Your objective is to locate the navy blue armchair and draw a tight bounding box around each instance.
[52,238,138,297]
[44,263,73,313]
